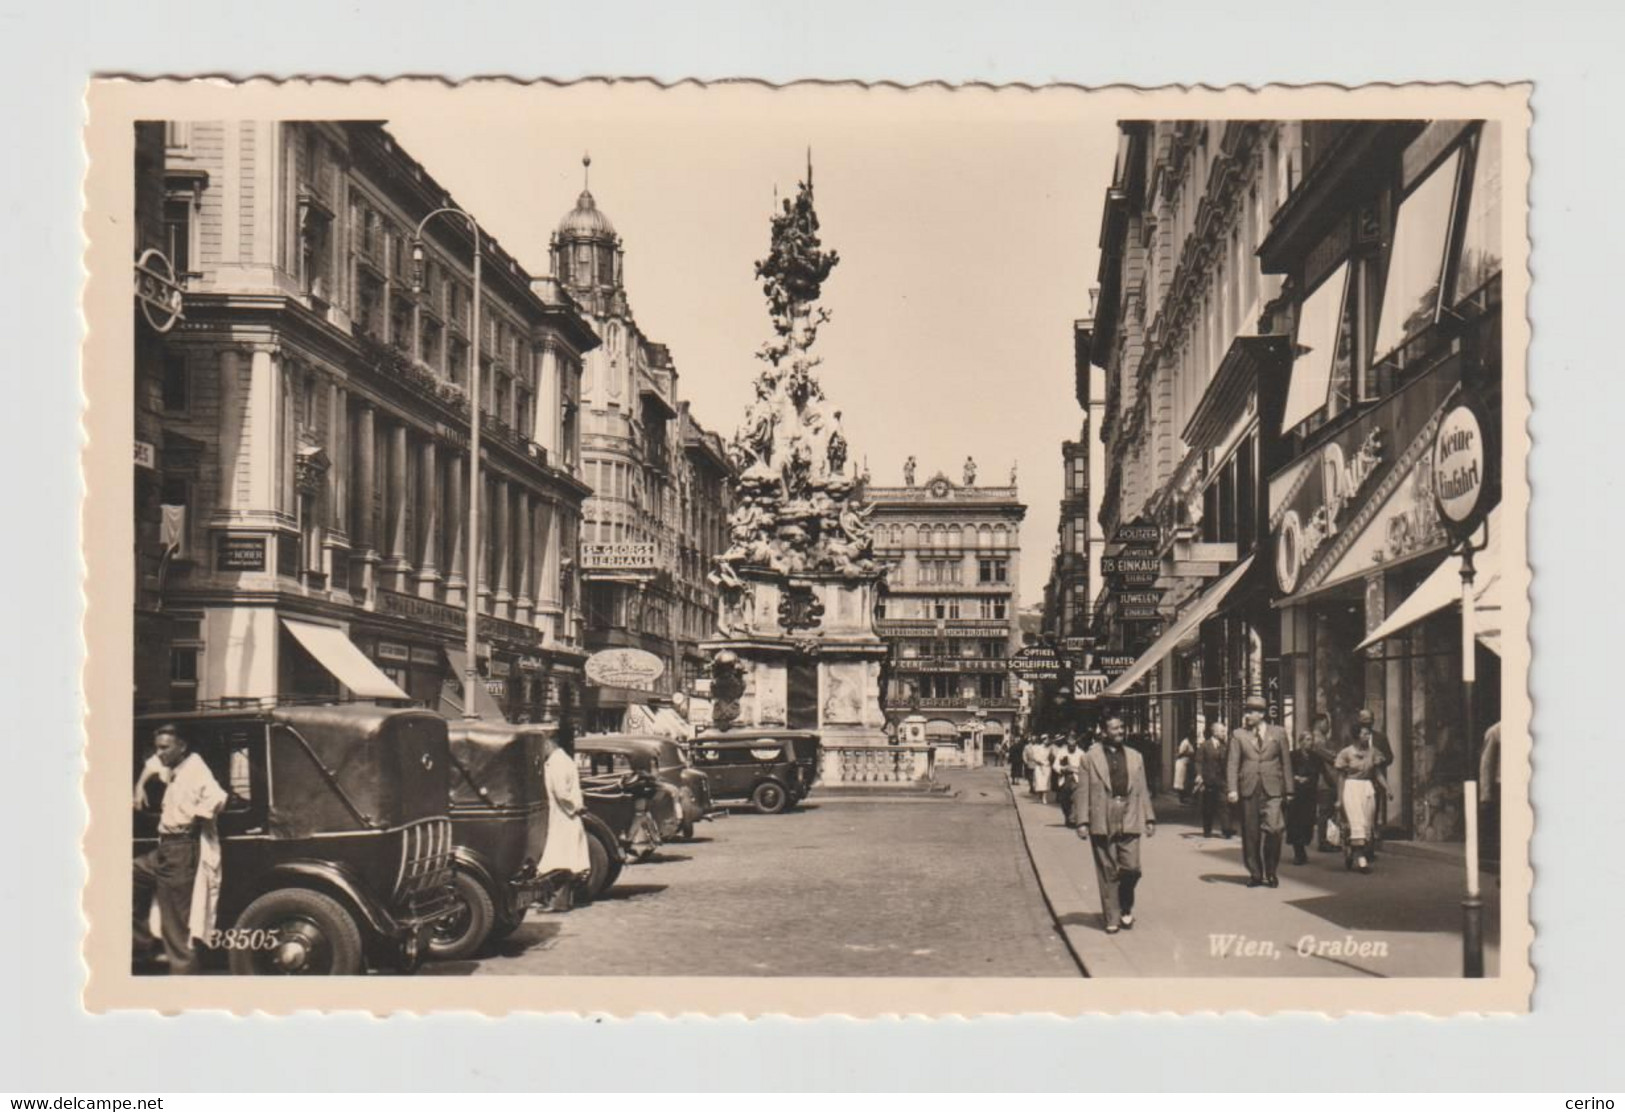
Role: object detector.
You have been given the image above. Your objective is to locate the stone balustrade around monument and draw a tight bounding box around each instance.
[820,742,935,787]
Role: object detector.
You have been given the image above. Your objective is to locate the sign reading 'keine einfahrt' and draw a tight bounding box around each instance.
[1432,392,1492,538]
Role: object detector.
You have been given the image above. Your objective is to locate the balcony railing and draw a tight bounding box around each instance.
[884,696,1019,711]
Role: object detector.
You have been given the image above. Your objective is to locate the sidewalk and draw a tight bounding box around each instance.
[1008,778,1502,978]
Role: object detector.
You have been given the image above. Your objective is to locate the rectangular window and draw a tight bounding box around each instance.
[978,558,1008,584]
[1373,146,1464,364]
[163,198,191,276]
[161,353,189,414]
[977,674,1007,700]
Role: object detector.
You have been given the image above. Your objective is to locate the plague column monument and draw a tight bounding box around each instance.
[704,161,918,781]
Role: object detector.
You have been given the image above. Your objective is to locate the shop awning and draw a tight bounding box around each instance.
[1356,507,1503,655]
[439,646,509,719]
[1100,555,1255,697]
[280,618,409,700]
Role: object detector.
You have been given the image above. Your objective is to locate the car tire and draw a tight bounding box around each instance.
[487,907,526,942]
[227,888,365,976]
[584,830,614,901]
[752,780,789,815]
[428,869,495,961]
[678,819,695,840]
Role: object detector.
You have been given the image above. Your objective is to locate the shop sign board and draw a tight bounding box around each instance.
[376,641,411,662]
[1269,367,1459,597]
[409,646,441,666]
[1008,645,1063,680]
[1119,604,1161,620]
[582,542,658,571]
[1097,653,1138,678]
[1072,672,1108,700]
[1117,591,1162,607]
[1100,555,1161,576]
[1432,391,1493,540]
[216,534,267,572]
[134,440,156,470]
[134,248,185,333]
[585,647,666,691]
[1113,524,1161,545]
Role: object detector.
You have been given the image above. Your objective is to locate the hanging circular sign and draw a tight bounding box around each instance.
[585,647,666,691]
[1432,392,1493,540]
[134,248,186,333]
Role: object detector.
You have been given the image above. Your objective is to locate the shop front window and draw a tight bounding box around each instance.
[1373,147,1463,365]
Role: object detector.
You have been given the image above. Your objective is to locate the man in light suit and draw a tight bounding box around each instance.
[1227,694,1293,888]
[1070,715,1156,934]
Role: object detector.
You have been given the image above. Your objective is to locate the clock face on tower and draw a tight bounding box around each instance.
[929,478,951,498]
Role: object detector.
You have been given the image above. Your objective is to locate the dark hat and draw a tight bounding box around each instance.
[1243,694,1268,712]
[1356,708,1376,725]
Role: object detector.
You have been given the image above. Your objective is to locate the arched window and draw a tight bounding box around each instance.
[978,524,993,550]
[947,524,962,550]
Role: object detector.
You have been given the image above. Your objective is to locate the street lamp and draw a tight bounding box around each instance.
[411,207,483,720]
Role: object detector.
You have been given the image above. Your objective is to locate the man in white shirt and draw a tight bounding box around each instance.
[133,724,227,973]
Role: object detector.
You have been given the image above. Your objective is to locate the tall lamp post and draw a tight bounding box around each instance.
[1431,388,1494,977]
[412,208,482,720]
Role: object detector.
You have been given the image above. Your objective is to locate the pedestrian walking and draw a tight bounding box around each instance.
[1029,735,1054,803]
[1069,716,1156,934]
[1286,730,1332,865]
[537,730,591,912]
[1173,732,1196,803]
[1054,735,1084,823]
[1227,694,1293,888]
[1479,721,1502,864]
[132,724,227,974]
[1009,735,1027,786]
[1355,708,1395,858]
[1334,727,1389,874]
[1195,720,1233,838]
[1309,712,1341,852]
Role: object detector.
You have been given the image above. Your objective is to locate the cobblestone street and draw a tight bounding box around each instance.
[425,767,1079,978]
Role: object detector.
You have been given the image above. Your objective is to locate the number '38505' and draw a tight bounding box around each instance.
[203,928,280,950]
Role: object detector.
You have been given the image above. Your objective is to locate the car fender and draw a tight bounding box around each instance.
[253,860,396,940]
[449,845,501,900]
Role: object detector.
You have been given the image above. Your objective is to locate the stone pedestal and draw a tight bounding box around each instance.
[704,567,905,785]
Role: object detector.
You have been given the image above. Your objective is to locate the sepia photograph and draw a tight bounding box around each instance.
[86,79,1531,1015]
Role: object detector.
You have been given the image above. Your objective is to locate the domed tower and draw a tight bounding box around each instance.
[550,154,625,317]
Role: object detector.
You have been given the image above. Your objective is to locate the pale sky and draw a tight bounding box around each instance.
[387,84,1117,607]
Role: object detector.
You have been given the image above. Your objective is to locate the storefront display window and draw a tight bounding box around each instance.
[1373,147,1462,364]
[1452,123,1503,303]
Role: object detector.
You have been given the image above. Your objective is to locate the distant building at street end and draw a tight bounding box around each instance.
[866,467,1026,766]
[133,120,598,724]
[552,162,735,730]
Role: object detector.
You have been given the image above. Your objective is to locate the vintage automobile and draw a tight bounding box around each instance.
[132,703,458,975]
[576,734,701,846]
[690,729,821,814]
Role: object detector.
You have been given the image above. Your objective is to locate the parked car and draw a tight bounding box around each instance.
[132,704,459,975]
[576,734,697,843]
[690,729,821,814]
[433,721,549,960]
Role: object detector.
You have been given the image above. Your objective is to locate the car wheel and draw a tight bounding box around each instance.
[428,869,495,961]
[227,889,364,976]
[487,906,526,942]
[584,831,614,901]
[752,780,788,815]
[678,820,695,840]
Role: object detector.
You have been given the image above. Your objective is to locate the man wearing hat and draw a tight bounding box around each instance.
[1227,694,1294,887]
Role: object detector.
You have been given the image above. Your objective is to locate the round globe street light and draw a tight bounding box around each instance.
[412,208,483,720]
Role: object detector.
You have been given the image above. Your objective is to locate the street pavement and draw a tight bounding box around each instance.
[426,765,1080,977]
[1010,776,1502,978]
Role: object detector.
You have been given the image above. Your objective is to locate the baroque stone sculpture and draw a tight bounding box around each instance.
[716,159,880,583]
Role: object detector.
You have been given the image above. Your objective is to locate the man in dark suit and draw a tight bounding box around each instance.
[1070,715,1156,934]
[1196,721,1233,838]
[1227,694,1293,887]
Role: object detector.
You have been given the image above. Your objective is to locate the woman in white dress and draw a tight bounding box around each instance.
[1334,730,1387,874]
[1029,736,1054,802]
[537,732,591,911]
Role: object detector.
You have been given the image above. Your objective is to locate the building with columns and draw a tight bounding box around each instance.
[865,461,1026,764]
[550,164,735,731]
[135,120,599,723]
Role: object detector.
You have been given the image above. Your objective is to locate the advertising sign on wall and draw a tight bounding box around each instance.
[582,542,658,571]
[585,647,666,691]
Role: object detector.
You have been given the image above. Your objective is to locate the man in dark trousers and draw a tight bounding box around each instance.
[1070,715,1156,934]
[1227,694,1293,888]
[1196,720,1233,838]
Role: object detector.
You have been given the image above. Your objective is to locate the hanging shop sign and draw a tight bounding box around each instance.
[585,647,666,691]
[1119,605,1162,620]
[1117,590,1162,607]
[1432,390,1494,541]
[582,542,658,571]
[134,248,185,333]
[1096,654,1139,678]
[1269,366,1460,597]
[134,441,157,470]
[1072,672,1108,701]
[1008,645,1063,680]
[1112,523,1162,546]
[376,641,411,663]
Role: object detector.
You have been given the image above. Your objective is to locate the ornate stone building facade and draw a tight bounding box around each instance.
[867,464,1026,763]
[552,164,734,730]
[134,121,598,723]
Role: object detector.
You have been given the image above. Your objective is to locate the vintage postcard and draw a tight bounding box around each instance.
[83,78,1532,1014]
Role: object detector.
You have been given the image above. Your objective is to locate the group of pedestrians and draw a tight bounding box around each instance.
[1005,697,1409,937]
